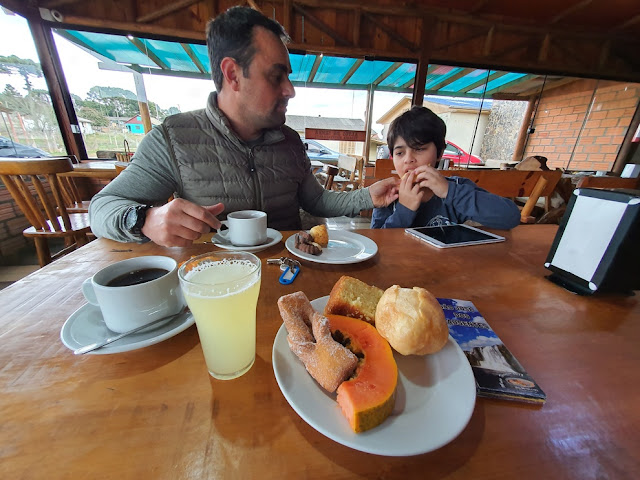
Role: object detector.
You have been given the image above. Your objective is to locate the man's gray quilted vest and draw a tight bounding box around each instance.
[161,94,308,230]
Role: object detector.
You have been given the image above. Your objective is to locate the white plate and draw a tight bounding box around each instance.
[272,296,476,456]
[60,303,195,355]
[285,230,378,264]
[198,227,283,253]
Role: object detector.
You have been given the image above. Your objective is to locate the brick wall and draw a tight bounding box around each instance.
[524,79,640,171]
[0,184,37,260]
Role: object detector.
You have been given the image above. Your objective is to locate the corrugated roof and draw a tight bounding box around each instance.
[55,28,561,98]
[285,115,365,132]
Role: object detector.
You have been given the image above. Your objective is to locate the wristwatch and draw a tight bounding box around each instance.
[124,204,151,238]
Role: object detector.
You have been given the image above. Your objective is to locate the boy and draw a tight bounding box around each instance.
[371,106,521,229]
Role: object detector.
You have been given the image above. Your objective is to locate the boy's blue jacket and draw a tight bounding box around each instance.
[371,176,521,229]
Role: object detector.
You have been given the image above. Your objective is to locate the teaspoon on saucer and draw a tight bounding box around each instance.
[73,306,189,355]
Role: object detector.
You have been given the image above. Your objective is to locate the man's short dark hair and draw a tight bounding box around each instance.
[387,106,447,158]
[206,6,289,91]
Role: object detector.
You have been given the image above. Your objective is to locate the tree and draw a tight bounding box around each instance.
[77,106,108,127]
[87,86,136,102]
[0,55,43,93]
[0,84,24,113]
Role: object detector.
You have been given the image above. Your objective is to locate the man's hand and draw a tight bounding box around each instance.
[414,165,449,199]
[141,199,224,247]
[368,177,400,208]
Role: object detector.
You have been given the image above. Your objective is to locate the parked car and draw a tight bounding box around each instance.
[443,141,483,166]
[302,138,341,163]
[376,141,483,166]
[0,137,51,158]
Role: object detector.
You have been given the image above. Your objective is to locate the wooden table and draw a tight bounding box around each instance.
[63,160,120,180]
[1,226,638,479]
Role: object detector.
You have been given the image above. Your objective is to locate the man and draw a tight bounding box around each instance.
[89,6,399,247]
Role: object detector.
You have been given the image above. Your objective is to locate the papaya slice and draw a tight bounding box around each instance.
[327,314,398,433]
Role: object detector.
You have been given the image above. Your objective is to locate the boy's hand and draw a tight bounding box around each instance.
[398,171,432,211]
[414,165,449,199]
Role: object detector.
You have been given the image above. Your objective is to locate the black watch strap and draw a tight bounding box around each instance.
[125,204,151,237]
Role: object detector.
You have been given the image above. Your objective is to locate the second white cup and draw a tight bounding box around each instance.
[226,210,268,246]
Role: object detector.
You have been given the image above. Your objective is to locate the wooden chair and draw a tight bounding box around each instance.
[440,169,563,223]
[59,174,91,213]
[0,157,92,267]
[322,155,364,192]
[576,175,639,190]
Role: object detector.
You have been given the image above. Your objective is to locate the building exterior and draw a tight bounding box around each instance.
[376,96,492,158]
[124,115,160,134]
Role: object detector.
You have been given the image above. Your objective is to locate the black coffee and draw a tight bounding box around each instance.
[106,268,169,287]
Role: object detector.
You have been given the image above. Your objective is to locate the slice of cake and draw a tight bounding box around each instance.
[324,276,384,325]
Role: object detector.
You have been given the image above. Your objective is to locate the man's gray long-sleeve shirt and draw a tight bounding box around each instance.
[89,94,374,242]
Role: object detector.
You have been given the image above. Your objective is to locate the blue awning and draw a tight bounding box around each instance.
[56,28,547,98]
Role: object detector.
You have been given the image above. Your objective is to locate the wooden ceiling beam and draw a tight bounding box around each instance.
[436,30,488,52]
[42,0,83,8]
[128,37,170,70]
[429,67,475,90]
[137,0,202,24]
[548,0,593,25]
[341,58,363,84]
[373,62,403,86]
[181,43,206,73]
[361,12,417,52]
[292,4,352,47]
[306,54,323,82]
[613,14,640,31]
[246,0,261,12]
[460,71,507,94]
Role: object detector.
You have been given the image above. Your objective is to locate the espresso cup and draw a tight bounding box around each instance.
[226,210,268,246]
[81,256,185,333]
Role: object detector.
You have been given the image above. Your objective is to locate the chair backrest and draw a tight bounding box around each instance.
[323,155,364,192]
[440,169,562,198]
[0,157,76,233]
[577,175,639,190]
[374,157,395,179]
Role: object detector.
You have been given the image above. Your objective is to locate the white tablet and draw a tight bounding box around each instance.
[405,224,505,248]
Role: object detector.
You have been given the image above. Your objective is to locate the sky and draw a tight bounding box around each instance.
[0,9,402,134]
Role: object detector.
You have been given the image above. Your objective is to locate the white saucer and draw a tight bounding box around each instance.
[198,228,282,253]
[60,303,195,355]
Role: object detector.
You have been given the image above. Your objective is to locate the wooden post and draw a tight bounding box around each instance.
[411,16,436,107]
[133,72,152,134]
[612,98,640,175]
[28,19,87,160]
[512,97,536,162]
[363,85,374,162]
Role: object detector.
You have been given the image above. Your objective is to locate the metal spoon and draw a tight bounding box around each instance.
[73,307,189,355]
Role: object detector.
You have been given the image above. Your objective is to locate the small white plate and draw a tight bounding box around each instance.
[60,303,195,355]
[272,296,476,456]
[198,227,283,253]
[285,230,378,264]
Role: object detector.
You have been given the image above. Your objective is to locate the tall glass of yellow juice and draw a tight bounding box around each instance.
[178,251,261,380]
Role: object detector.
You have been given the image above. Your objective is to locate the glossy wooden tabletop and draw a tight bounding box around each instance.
[1,225,638,479]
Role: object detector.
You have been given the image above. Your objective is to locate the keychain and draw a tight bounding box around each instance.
[267,257,301,285]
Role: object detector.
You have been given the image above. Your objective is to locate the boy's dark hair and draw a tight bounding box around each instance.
[387,106,447,158]
[207,6,289,91]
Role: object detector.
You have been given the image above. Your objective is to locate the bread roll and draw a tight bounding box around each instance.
[375,285,448,355]
[310,224,329,247]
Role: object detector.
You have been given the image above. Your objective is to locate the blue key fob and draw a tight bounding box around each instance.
[279,265,300,285]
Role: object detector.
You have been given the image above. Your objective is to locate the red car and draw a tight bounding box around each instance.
[442,140,483,166]
[377,140,483,166]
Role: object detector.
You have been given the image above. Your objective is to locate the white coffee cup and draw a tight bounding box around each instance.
[226,210,268,246]
[82,256,185,333]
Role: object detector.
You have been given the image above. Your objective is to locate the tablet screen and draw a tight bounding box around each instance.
[406,225,505,248]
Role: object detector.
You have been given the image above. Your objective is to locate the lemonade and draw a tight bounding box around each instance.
[180,253,261,380]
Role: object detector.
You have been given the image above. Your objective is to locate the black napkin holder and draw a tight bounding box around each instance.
[545,187,639,295]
